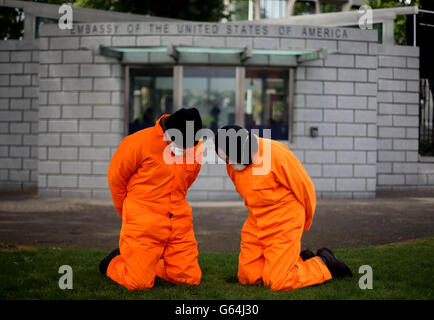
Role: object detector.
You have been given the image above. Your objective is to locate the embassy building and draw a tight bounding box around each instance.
[1,0,433,200]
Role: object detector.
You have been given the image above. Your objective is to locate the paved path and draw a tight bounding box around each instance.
[0,190,433,253]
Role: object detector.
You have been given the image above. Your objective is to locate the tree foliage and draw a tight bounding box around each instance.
[0,0,67,39]
[0,0,227,39]
[0,0,422,43]
[367,0,420,45]
[0,7,24,40]
[75,0,227,22]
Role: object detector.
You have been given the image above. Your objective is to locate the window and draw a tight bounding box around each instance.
[128,67,173,134]
[183,67,236,134]
[245,68,289,140]
[125,65,294,140]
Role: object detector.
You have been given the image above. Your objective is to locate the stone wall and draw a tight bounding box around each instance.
[376,45,434,190]
[190,34,379,199]
[35,22,381,200]
[290,37,378,199]
[0,40,39,191]
[1,21,432,200]
[37,34,123,198]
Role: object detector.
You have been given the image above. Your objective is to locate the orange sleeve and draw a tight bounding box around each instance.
[107,135,144,216]
[274,147,317,231]
[187,141,204,189]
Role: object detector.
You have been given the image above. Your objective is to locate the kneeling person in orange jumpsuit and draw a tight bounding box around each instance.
[214,126,352,291]
[99,108,204,290]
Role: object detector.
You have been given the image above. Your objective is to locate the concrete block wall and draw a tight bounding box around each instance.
[376,45,434,190]
[0,22,420,200]
[0,40,39,191]
[36,22,380,200]
[38,34,124,198]
[291,38,378,198]
[189,162,241,201]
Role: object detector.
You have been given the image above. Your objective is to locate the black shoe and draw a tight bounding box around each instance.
[99,248,120,275]
[317,248,353,278]
[300,249,315,261]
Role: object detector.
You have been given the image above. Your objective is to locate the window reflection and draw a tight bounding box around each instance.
[183,67,236,134]
[129,68,173,134]
[245,68,289,140]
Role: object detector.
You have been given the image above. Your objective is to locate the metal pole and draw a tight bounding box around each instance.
[430,82,434,154]
[288,68,295,143]
[123,65,130,137]
[173,66,183,111]
[248,0,254,21]
[235,67,246,127]
[254,0,261,20]
[413,14,416,47]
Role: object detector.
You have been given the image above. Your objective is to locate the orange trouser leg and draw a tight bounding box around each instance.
[263,206,332,291]
[107,209,170,291]
[156,215,201,285]
[107,240,165,290]
[239,206,332,291]
[238,217,264,285]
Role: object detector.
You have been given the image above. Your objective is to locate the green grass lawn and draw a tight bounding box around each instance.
[0,237,433,300]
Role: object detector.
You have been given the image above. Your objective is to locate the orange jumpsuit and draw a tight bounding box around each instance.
[106,115,203,290]
[227,137,332,291]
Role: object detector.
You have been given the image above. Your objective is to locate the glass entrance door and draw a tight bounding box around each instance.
[182,67,236,134]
